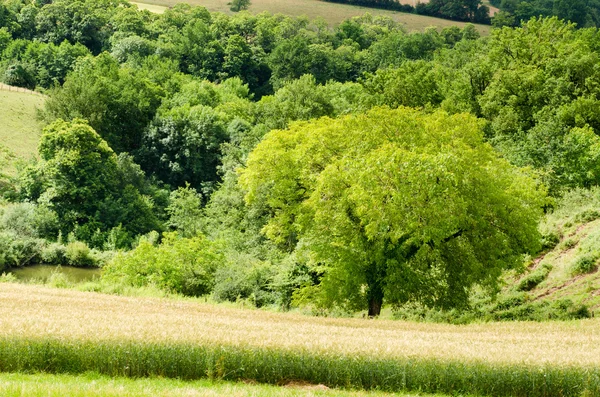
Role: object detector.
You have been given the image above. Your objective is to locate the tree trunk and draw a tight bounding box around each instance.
[366,263,384,317]
[368,294,383,317]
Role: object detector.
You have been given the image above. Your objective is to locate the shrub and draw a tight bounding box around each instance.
[575,209,600,224]
[41,243,68,265]
[0,272,17,283]
[103,233,224,296]
[47,271,71,288]
[0,232,44,270]
[571,254,599,275]
[516,263,552,291]
[212,256,276,307]
[65,241,95,267]
[560,238,577,250]
[540,232,560,250]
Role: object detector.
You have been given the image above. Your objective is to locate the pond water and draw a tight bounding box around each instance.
[9,265,101,283]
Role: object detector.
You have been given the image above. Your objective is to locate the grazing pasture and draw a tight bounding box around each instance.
[0,87,44,162]
[0,283,598,396]
[133,0,491,33]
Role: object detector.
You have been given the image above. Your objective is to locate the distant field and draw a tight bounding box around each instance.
[131,1,167,13]
[0,373,441,397]
[1,284,599,396]
[134,0,492,33]
[0,87,45,162]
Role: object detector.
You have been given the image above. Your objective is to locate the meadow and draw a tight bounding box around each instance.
[0,86,44,161]
[133,0,492,33]
[1,283,599,396]
[0,372,446,397]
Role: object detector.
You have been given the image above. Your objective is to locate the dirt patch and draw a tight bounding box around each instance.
[282,380,330,391]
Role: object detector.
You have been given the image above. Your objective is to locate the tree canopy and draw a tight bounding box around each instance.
[240,107,546,315]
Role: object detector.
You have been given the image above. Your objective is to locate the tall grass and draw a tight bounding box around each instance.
[1,338,598,396]
[1,284,600,396]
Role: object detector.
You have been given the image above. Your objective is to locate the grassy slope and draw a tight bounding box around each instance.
[133,0,491,33]
[0,87,45,162]
[508,191,600,312]
[0,373,444,397]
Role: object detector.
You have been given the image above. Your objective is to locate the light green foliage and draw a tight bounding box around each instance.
[363,61,443,108]
[0,372,430,397]
[0,336,599,397]
[241,107,546,314]
[103,232,224,296]
[166,185,203,237]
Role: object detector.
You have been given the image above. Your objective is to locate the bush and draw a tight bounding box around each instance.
[2,61,36,89]
[0,232,44,270]
[41,243,68,265]
[212,255,275,307]
[103,233,224,296]
[575,209,600,224]
[571,254,599,275]
[540,232,560,250]
[65,241,96,267]
[516,263,552,291]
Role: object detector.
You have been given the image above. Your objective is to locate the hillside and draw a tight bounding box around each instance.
[134,0,492,33]
[0,85,45,165]
[510,188,600,312]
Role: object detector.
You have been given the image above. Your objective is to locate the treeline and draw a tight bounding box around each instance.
[321,0,491,24]
[1,0,599,317]
[491,0,600,27]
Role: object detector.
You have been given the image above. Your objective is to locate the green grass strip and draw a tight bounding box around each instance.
[0,337,597,397]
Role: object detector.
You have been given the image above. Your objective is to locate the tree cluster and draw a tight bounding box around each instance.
[491,0,600,28]
[321,0,491,24]
[1,0,598,316]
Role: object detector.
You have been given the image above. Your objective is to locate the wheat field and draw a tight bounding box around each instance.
[1,283,599,366]
[1,283,598,396]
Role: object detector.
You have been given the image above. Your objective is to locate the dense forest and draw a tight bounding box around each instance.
[491,0,600,27]
[1,0,600,318]
[321,0,491,24]
[321,0,600,27]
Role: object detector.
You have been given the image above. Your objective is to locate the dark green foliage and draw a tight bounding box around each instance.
[571,254,599,275]
[229,0,251,12]
[516,263,552,291]
[18,119,164,248]
[44,53,165,153]
[540,232,560,250]
[137,105,227,192]
[322,0,490,24]
[2,61,35,88]
[495,0,600,27]
[212,256,275,307]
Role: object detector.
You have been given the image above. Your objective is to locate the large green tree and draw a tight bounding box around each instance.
[20,119,163,247]
[240,107,545,316]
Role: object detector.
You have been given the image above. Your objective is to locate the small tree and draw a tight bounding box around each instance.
[229,0,250,12]
[240,107,546,316]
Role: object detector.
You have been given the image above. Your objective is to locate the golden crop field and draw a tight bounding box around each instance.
[1,283,599,367]
[133,0,491,34]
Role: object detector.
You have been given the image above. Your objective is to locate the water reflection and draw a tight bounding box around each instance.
[9,265,101,283]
